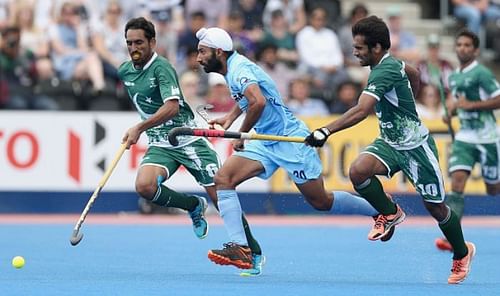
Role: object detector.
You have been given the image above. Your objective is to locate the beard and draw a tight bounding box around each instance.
[202,52,223,73]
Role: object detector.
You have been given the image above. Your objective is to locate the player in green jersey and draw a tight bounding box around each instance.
[119,18,263,270]
[435,29,500,252]
[305,16,475,284]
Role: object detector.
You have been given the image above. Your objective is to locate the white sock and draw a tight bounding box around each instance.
[217,190,248,246]
[331,191,379,216]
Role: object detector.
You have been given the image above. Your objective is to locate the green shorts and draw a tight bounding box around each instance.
[362,137,446,202]
[141,139,221,186]
[449,140,500,184]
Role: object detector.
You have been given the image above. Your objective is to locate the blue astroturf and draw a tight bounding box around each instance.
[1,221,499,296]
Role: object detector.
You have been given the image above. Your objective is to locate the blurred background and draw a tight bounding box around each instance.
[0,0,499,215]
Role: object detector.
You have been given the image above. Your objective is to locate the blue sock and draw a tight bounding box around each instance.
[217,190,248,246]
[331,191,379,216]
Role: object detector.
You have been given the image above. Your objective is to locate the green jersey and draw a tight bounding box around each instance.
[363,54,429,150]
[448,60,500,143]
[118,52,199,148]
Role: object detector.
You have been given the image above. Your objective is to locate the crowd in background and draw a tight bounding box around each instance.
[0,0,499,119]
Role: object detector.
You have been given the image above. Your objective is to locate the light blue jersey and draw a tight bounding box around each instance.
[225,52,307,142]
[225,52,321,183]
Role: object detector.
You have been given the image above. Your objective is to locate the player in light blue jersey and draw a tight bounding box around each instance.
[195,27,385,276]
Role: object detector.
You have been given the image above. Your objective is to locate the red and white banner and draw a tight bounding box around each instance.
[0,111,268,192]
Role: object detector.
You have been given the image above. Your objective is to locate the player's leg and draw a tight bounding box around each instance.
[408,137,474,284]
[349,140,405,241]
[436,141,475,251]
[204,182,264,275]
[139,146,208,238]
[207,154,265,269]
[480,141,500,195]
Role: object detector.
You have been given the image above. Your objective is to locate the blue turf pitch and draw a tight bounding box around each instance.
[1,221,499,295]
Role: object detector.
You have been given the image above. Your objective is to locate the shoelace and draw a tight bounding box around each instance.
[451,259,464,273]
[222,242,238,249]
[374,215,388,229]
[190,207,202,227]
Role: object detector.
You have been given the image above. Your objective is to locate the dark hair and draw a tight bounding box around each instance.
[125,17,155,40]
[191,11,206,19]
[1,26,20,37]
[350,4,368,19]
[352,15,390,50]
[456,28,480,49]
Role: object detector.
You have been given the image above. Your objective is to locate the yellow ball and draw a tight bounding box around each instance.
[12,256,25,269]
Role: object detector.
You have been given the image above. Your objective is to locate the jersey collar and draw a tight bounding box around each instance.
[458,60,478,73]
[142,52,158,71]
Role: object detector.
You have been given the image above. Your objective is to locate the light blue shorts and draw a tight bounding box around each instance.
[235,128,322,184]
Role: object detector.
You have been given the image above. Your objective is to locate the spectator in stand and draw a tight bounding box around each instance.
[152,10,178,65]
[296,6,349,99]
[12,1,53,80]
[417,33,455,94]
[386,5,420,65]
[451,0,500,34]
[329,80,360,114]
[205,73,235,112]
[0,26,58,110]
[286,77,329,117]
[337,3,369,83]
[91,0,128,82]
[179,71,204,108]
[415,84,444,121]
[185,0,230,29]
[260,9,299,67]
[178,47,209,98]
[231,0,265,41]
[263,0,306,34]
[48,1,105,94]
[178,11,206,64]
[227,11,256,60]
[255,43,297,99]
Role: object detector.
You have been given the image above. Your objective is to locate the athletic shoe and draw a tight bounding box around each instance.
[188,196,208,239]
[240,254,266,277]
[208,242,253,269]
[378,193,396,242]
[435,237,453,252]
[368,204,406,241]
[448,242,476,284]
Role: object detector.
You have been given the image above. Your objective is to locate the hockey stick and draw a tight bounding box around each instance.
[168,127,305,146]
[70,143,127,246]
[195,103,224,130]
[436,80,455,140]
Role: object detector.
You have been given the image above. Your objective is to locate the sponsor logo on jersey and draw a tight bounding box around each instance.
[149,78,157,88]
[368,84,376,91]
[124,81,135,86]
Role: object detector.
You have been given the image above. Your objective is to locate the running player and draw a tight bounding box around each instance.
[305,16,475,284]
[435,29,500,252]
[195,27,383,274]
[119,17,262,267]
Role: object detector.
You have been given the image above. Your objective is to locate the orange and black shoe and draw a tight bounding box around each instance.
[368,204,406,241]
[379,193,396,242]
[448,241,476,284]
[208,242,253,269]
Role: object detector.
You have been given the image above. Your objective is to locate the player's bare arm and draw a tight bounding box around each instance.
[325,94,377,134]
[209,104,242,130]
[455,94,500,111]
[239,83,266,133]
[122,99,180,148]
[306,94,376,147]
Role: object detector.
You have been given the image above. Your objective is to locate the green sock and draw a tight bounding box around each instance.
[445,192,464,221]
[242,214,262,255]
[439,208,468,259]
[151,185,198,211]
[354,177,396,215]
